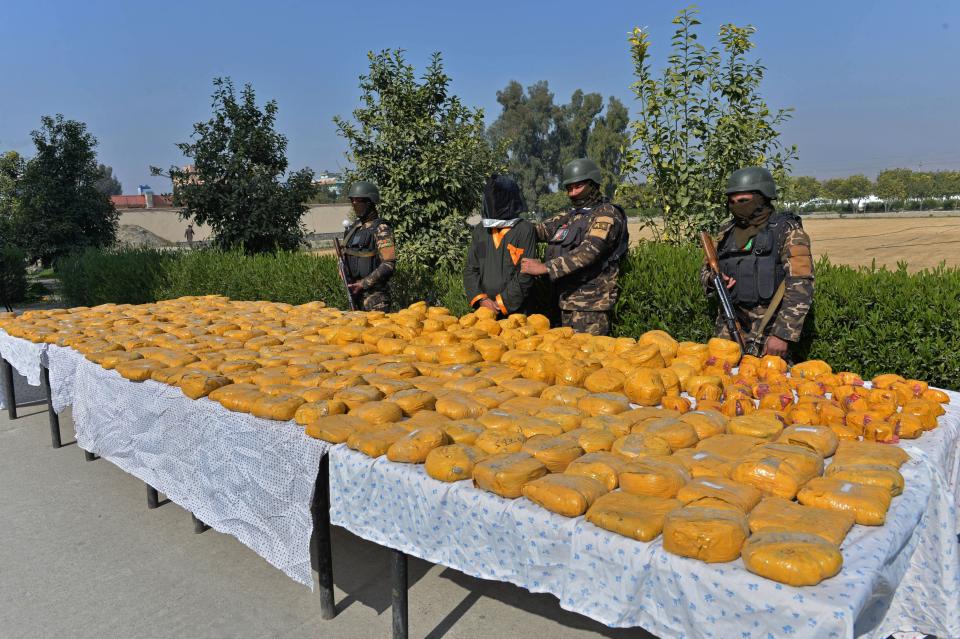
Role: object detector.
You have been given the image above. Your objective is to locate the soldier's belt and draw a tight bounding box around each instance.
[342,249,378,258]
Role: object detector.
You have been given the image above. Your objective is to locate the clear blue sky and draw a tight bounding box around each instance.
[2,0,958,193]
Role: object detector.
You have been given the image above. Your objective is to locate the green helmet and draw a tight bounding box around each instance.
[561,158,602,187]
[725,167,777,200]
[347,180,380,204]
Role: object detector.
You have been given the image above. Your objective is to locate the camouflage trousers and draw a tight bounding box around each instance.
[359,288,390,312]
[561,310,610,336]
[714,305,787,359]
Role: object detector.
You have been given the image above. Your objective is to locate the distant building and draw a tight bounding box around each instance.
[111,193,175,209]
[313,171,345,196]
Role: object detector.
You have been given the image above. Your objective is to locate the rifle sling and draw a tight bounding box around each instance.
[752,280,787,345]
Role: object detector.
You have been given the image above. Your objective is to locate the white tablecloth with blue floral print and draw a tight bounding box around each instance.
[69,357,330,588]
[0,328,46,409]
[328,407,960,639]
[897,388,960,530]
[46,343,85,414]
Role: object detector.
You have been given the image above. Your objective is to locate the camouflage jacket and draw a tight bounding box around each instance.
[344,219,397,292]
[535,201,628,312]
[699,214,814,344]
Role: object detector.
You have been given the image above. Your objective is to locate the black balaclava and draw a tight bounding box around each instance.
[570,181,602,208]
[351,199,375,224]
[481,174,527,227]
[729,192,773,248]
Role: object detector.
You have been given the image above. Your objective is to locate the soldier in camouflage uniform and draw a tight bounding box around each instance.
[343,181,397,312]
[700,167,814,358]
[520,158,629,336]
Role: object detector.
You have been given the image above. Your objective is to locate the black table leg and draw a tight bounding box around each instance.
[391,548,408,639]
[1,358,16,420]
[41,366,61,448]
[312,454,336,620]
[84,450,98,461]
[191,513,209,534]
[146,485,160,509]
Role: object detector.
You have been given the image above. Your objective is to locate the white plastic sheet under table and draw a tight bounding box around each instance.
[0,328,46,409]
[329,438,959,639]
[70,357,329,588]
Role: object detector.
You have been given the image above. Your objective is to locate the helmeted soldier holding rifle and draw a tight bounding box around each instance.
[341,180,396,312]
[700,167,814,359]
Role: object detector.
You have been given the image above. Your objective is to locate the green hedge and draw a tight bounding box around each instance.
[55,245,960,388]
[56,247,175,307]
[159,250,346,307]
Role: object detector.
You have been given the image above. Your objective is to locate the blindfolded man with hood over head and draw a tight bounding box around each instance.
[463,174,538,316]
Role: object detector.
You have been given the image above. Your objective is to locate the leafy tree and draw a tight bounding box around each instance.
[906,171,934,206]
[93,163,123,196]
[487,80,559,207]
[556,89,603,168]
[782,175,820,207]
[876,169,910,210]
[335,50,503,271]
[13,115,119,265]
[820,178,844,203]
[0,151,25,241]
[836,174,873,211]
[616,181,658,212]
[587,97,630,199]
[625,7,797,242]
[489,83,630,205]
[930,171,960,199]
[535,190,571,216]
[153,78,315,253]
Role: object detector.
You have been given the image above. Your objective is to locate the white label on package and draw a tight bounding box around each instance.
[701,480,724,490]
[840,483,854,493]
[693,452,709,460]
[794,426,819,433]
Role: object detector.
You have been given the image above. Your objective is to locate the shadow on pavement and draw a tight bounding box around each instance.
[433,568,656,639]
[321,526,434,615]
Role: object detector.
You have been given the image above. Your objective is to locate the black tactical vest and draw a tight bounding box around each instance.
[343,219,382,281]
[717,212,797,307]
[543,203,629,284]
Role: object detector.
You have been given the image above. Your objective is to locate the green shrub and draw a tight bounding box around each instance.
[801,261,960,386]
[0,246,28,310]
[56,247,173,307]
[614,241,716,342]
[159,249,346,307]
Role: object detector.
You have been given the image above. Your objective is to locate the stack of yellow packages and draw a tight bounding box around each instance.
[2,298,945,587]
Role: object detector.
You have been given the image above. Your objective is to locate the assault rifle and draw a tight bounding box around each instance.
[700,231,747,353]
[333,238,359,311]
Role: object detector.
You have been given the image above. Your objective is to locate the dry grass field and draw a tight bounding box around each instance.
[629,216,960,271]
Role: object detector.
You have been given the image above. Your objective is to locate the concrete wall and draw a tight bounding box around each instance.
[118,204,353,243]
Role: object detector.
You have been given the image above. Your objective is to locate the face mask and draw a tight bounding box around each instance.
[351,200,373,221]
[729,197,768,226]
[569,182,600,208]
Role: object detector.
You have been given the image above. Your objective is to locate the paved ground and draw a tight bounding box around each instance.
[0,393,654,639]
